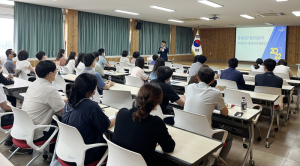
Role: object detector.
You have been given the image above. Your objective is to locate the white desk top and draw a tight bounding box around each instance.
[214,106,261,121]
[245,81,294,91]
[182,65,191,68]
[123,67,152,73]
[172,72,190,77]
[170,80,188,87]
[230,89,279,102]
[61,74,77,82]
[0,153,13,166]
[2,76,32,90]
[243,75,300,85]
[108,83,140,96]
[104,70,130,76]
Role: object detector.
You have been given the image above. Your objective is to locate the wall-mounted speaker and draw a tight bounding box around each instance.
[136,21,143,30]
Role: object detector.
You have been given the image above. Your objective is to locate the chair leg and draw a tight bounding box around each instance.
[275,111,280,131]
[7,147,20,160]
[255,125,262,141]
[26,150,44,166]
[0,135,10,145]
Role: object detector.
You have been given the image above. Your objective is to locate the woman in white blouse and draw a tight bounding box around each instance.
[75,53,86,70]
[251,58,264,72]
[131,57,149,81]
[119,50,131,66]
[16,50,35,74]
[65,52,76,73]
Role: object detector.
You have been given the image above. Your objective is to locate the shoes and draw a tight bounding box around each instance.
[9,144,33,155]
[46,153,53,164]
[3,140,13,147]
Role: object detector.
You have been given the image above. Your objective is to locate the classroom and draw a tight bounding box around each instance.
[1,0,300,166]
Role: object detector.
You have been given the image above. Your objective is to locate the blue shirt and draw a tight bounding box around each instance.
[97,56,107,69]
[150,61,155,65]
[220,67,245,89]
[158,47,169,61]
[80,68,106,95]
[3,58,15,73]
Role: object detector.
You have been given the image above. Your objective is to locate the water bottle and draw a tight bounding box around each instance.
[108,76,112,81]
[241,97,247,111]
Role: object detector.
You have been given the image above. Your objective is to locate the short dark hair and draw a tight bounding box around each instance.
[156,66,173,81]
[197,67,215,84]
[92,52,100,58]
[135,57,144,69]
[5,49,12,57]
[152,58,165,72]
[98,48,105,55]
[264,58,276,71]
[36,51,46,61]
[228,58,238,68]
[36,60,56,78]
[122,50,128,57]
[254,58,263,69]
[17,50,29,61]
[133,51,140,58]
[83,53,95,67]
[193,55,200,63]
[278,59,287,66]
[162,41,166,43]
[198,55,207,64]
[152,54,158,61]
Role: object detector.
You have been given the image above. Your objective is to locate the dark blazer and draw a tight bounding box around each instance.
[0,73,14,85]
[220,67,245,89]
[255,72,283,88]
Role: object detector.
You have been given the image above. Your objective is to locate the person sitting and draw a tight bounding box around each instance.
[188,64,218,87]
[131,57,149,81]
[150,54,158,65]
[220,58,245,89]
[55,49,66,66]
[273,59,293,78]
[75,53,85,71]
[150,66,185,125]
[92,52,105,77]
[193,55,200,63]
[189,55,207,76]
[16,50,35,74]
[80,53,114,95]
[184,67,232,163]
[251,58,264,72]
[119,50,131,66]
[149,58,165,81]
[131,51,140,64]
[112,83,175,166]
[65,52,76,73]
[36,51,47,61]
[255,58,283,88]
[97,48,111,69]
[62,73,117,165]
[4,49,16,74]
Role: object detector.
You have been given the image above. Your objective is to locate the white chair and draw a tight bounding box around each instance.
[18,70,28,81]
[109,61,118,67]
[125,76,144,88]
[53,116,108,166]
[2,67,9,75]
[119,62,128,67]
[173,108,228,165]
[92,90,102,103]
[128,67,133,74]
[116,65,126,73]
[75,68,82,75]
[165,62,172,67]
[217,79,238,89]
[249,71,264,76]
[150,105,174,120]
[148,65,154,71]
[52,74,67,92]
[187,76,191,83]
[8,107,58,165]
[102,90,134,109]
[103,134,147,166]
[173,64,184,73]
[274,73,290,80]
[61,66,70,74]
[244,76,255,82]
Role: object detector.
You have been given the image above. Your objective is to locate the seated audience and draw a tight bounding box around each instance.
[131,57,149,81]
[188,64,218,87]
[16,50,35,74]
[251,58,264,72]
[131,51,140,64]
[36,51,47,61]
[119,50,131,66]
[62,73,117,165]
[97,48,111,69]
[149,58,165,81]
[184,67,232,162]
[112,83,175,166]
[255,58,283,88]
[80,53,114,95]
[55,49,66,66]
[75,53,85,71]
[220,58,245,89]
[92,52,105,77]
[273,59,293,78]
[151,66,185,125]
[65,52,76,73]
[150,54,158,65]
[189,55,207,76]
[193,55,200,63]
[4,49,16,73]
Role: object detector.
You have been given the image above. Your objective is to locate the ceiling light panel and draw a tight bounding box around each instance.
[168,19,184,23]
[114,10,140,15]
[198,0,223,8]
[240,14,255,19]
[150,6,175,12]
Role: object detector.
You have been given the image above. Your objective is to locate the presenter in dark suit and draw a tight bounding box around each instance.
[158,41,169,61]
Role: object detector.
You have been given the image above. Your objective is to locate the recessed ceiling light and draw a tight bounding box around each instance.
[150,6,175,12]
[168,19,184,23]
[240,14,255,19]
[0,0,14,5]
[276,0,288,1]
[292,11,300,16]
[198,0,223,8]
[200,17,210,20]
[265,22,275,25]
[114,10,140,15]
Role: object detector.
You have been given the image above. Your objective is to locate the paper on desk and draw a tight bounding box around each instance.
[109,114,115,119]
[59,92,65,96]
[60,75,68,78]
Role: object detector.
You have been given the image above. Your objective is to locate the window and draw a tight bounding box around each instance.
[0,18,14,57]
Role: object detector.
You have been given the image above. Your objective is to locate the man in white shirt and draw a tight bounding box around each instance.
[273,59,293,78]
[189,55,207,76]
[184,67,232,162]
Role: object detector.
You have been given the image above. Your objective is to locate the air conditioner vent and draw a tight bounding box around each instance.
[175,18,200,21]
[257,12,286,17]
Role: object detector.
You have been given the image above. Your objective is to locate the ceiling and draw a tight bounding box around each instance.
[10,0,300,28]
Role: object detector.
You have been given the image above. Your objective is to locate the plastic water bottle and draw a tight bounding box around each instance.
[108,76,112,81]
[241,97,247,111]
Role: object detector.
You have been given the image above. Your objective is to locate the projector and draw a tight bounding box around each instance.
[209,16,220,20]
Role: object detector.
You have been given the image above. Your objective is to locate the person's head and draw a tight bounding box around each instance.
[98,48,105,56]
[197,67,215,85]
[68,73,98,109]
[36,51,47,61]
[66,52,76,66]
[133,51,140,59]
[278,59,287,66]
[17,50,29,61]
[133,82,163,121]
[198,55,207,64]
[92,52,100,61]
[162,41,166,47]
[75,53,85,68]
[200,64,209,69]
[122,50,128,57]
[228,58,238,68]
[152,58,165,72]
[254,58,263,69]
[193,55,200,63]
[35,60,57,81]
[152,54,158,61]
[156,66,173,83]
[56,49,65,61]
[135,57,144,69]
[5,49,15,59]
[263,58,277,72]
[83,53,96,68]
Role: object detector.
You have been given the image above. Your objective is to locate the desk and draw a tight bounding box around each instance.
[183,65,191,70]
[108,83,140,96]
[0,153,13,166]
[172,73,191,82]
[2,75,32,100]
[103,70,129,84]
[61,74,77,82]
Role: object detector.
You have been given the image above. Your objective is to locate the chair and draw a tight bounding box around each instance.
[52,74,67,92]
[119,62,128,67]
[148,65,154,70]
[103,134,147,166]
[18,70,29,81]
[217,79,238,89]
[102,90,134,109]
[173,108,228,165]
[186,76,191,83]
[108,61,118,67]
[128,67,133,74]
[61,66,70,74]
[8,107,58,165]
[92,90,102,103]
[274,73,290,80]
[52,116,108,166]
[0,112,13,145]
[75,68,82,75]
[165,62,172,67]
[150,105,174,120]
[249,71,264,76]
[244,76,255,82]
[116,65,126,73]
[125,76,144,88]
[224,89,262,148]
[2,67,9,75]
[173,64,184,73]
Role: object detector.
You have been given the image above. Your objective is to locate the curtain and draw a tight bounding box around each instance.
[14,2,63,58]
[139,21,170,55]
[78,11,130,56]
[176,26,193,54]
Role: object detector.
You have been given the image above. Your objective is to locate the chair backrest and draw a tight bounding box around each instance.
[52,74,67,92]
[74,68,82,76]
[165,61,172,67]
[61,66,70,74]
[102,90,133,109]
[249,71,264,76]
[18,70,28,80]
[109,61,118,67]
[224,89,254,108]
[91,90,101,103]
[148,65,154,70]
[186,76,191,83]
[274,73,290,80]
[217,79,238,89]
[116,65,126,73]
[2,67,9,75]
[149,105,166,120]
[128,67,133,74]
[254,86,283,109]
[103,134,147,166]
[244,76,255,82]
[125,76,144,88]
[119,62,128,67]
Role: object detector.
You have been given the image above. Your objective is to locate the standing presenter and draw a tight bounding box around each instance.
[158,40,169,61]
